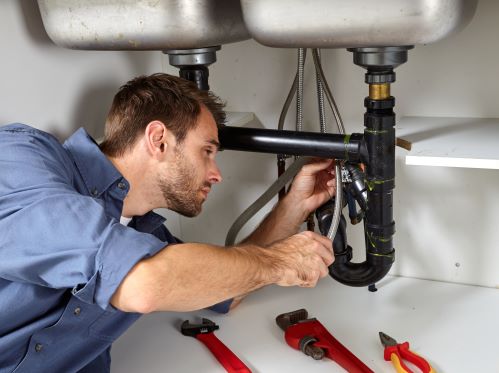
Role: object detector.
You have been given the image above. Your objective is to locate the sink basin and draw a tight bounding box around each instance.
[37,0,250,50]
[240,0,477,48]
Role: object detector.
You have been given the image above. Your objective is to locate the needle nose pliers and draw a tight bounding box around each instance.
[379,332,435,373]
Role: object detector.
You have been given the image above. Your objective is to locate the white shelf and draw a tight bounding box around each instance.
[111,276,499,373]
[225,111,263,128]
[397,116,499,169]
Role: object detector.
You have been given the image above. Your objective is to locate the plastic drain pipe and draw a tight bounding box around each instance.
[322,47,412,286]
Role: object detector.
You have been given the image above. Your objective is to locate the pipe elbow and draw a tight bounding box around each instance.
[329,256,393,287]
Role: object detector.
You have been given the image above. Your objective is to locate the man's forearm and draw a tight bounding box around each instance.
[243,195,309,246]
[111,242,278,313]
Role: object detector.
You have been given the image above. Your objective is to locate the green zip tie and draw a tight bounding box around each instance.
[368,251,395,259]
[343,134,351,161]
[366,231,392,248]
[365,178,395,191]
[365,128,389,134]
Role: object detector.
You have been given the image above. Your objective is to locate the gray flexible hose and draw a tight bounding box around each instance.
[296,48,306,132]
[312,49,346,134]
[278,74,298,131]
[312,49,345,241]
[225,157,310,246]
[327,164,343,241]
[315,49,327,133]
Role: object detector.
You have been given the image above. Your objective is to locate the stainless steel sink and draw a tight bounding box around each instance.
[240,0,478,48]
[37,0,250,50]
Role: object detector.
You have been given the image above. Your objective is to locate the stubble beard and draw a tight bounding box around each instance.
[158,150,205,218]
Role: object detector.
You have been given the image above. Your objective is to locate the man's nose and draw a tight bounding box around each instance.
[208,161,223,184]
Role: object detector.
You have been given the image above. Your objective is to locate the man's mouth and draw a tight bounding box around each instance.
[200,186,211,198]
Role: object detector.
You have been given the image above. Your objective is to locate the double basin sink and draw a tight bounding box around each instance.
[37,0,477,50]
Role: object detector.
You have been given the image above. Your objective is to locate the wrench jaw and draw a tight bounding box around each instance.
[181,318,220,337]
[276,309,325,360]
[275,308,309,331]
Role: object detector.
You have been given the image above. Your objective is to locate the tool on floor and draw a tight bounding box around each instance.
[276,309,374,372]
[379,332,435,373]
[181,318,251,373]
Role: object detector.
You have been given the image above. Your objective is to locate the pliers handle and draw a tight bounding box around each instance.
[384,342,435,373]
[379,332,435,373]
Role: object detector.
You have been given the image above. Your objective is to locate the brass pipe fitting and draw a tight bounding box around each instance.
[369,83,390,100]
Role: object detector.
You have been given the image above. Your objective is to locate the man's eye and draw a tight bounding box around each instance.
[205,149,213,155]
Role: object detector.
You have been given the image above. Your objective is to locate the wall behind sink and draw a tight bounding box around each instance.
[1,0,498,290]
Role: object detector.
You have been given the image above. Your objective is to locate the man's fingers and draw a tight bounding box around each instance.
[300,158,334,175]
[325,181,337,199]
[318,245,334,267]
[315,234,334,265]
[318,260,329,278]
[299,231,334,265]
[302,231,334,251]
[272,231,335,288]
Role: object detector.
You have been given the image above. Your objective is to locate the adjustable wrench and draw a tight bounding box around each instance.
[181,318,251,373]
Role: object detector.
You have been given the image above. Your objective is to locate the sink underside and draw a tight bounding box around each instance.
[37,0,250,50]
[240,0,478,48]
[38,0,477,51]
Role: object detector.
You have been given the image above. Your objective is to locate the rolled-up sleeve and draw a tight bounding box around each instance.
[0,126,166,311]
[72,218,167,310]
[0,189,166,310]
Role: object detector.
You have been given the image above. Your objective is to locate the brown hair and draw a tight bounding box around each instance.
[100,73,226,157]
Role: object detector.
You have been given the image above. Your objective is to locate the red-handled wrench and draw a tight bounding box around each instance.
[276,309,374,373]
[181,318,251,373]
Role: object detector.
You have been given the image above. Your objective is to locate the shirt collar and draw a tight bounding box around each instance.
[129,212,167,234]
[63,128,167,232]
[63,128,123,197]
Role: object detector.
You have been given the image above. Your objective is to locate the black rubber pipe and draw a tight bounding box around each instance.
[328,95,396,286]
[219,126,367,163]
[179,66,210,91]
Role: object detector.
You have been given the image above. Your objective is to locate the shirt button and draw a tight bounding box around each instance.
[35,343,43,352]
[117,182,126,190]
[91,188,99,196]
[74,307,81,316]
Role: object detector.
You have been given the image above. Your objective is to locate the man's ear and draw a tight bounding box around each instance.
[144,120,173,159]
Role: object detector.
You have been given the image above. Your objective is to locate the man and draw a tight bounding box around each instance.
[0,73,335,372]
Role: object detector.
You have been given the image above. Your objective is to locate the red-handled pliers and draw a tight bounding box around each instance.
[379,332,436,373]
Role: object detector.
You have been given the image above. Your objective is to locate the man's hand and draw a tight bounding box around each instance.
[243,158,336,246]
[267,230,334,288]
[286,158,336,218]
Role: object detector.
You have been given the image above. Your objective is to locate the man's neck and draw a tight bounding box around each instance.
[106,152,156,217]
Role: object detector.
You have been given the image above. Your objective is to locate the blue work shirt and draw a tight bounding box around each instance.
[0,124,231,372]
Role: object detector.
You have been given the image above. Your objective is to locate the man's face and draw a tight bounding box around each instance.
[158,106,222,217]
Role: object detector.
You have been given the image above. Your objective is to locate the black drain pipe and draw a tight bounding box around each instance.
[218,127,367,163]
[322,47,412,287]
[325,89,396,286]
[164,46,221,91]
